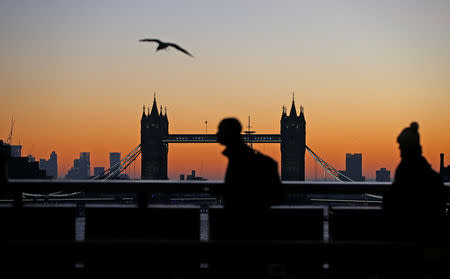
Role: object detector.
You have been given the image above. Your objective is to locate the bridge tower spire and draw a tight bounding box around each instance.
[289,93,297,118]
[141,95,168,180]
[141,105,146,118]
[281,95,306,181]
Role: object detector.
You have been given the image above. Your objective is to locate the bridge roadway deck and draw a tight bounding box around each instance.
[163,134,281,143]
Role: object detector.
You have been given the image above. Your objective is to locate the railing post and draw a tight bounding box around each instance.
[76,199,85,218]
[137,192,148,209]
[12,191,23,208]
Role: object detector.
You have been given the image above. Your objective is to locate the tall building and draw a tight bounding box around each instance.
[93,167,105,177]
[8,157,47,179]
[79,152,90,178]
[440,153,450,182]
[10,145,22,157]
[48,151,58,178]
[181,170,207,181]
[141,96,168,179]
[109,152,121,171]
[280,96,306,181]
[376,168,390,182]
[65,152,90,179]
[1,141,46,179]
[39,151,58,179]
[344,153,365,181]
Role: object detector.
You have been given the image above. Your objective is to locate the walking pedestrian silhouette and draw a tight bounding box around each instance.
[217,118,283,239]
[383,122,447,241]
[0,140,9,187]
[215,118,283,278]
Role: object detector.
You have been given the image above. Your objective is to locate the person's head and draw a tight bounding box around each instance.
[217,118,242,147]
[397,122,422,158]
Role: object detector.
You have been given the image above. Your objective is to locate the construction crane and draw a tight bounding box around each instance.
[7,116,14,144]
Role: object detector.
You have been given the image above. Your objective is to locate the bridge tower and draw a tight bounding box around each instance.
[280,96,306,181]
[141,96,168,179]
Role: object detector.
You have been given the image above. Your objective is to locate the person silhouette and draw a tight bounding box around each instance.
[215,118,283,278]
[0,140,9,187]
[383,122,447,241]
[217,118,283,240]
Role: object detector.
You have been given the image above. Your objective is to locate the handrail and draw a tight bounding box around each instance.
[5,179,450,195]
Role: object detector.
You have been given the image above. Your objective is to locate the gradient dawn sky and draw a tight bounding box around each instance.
[1,0,449,180]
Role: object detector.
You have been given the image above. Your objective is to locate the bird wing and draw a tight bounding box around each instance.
[139,39,162,43]
[167,43,193,57]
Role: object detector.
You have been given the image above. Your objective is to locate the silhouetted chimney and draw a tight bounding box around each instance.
[440,153,445,173]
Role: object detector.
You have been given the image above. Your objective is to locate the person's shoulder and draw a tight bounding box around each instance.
[253,150,269,159]
[421,156,443,180]
[254,151,277,166]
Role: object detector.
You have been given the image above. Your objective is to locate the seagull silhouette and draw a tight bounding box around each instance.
[139,39,193,57]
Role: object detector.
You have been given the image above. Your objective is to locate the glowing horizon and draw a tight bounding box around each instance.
[1,1,449,180]
[11,99,441,181]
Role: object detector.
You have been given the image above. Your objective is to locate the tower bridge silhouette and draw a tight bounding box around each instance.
[140,95,306,181]
[94,97,351,182]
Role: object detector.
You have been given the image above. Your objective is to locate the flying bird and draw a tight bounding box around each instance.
[139,39,193,57]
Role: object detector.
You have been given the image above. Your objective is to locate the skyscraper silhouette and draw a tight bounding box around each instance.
[94,167,105,177]
[109,152,121,172]
[79,152,90,178]
[39,151,57,179]
[65,152,90,179]
[345,153,365,181]
[376,167,390,182]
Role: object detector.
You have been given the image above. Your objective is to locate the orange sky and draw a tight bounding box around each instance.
[2,96,447,181]
[1,1,449,180]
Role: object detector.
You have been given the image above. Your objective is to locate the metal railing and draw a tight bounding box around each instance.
[1,180,449,278]
[2,180,448,210]
[9,179,448,194]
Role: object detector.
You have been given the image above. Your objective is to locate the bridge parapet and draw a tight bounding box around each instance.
[2,180,449,278]
[6,179,450,196]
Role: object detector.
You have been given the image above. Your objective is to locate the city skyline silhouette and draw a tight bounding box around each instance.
[4,102,447,182]
[1,1,449,180]
[1,95,449,181]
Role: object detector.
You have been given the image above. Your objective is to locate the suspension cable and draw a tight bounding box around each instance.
[306,145,354,182]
